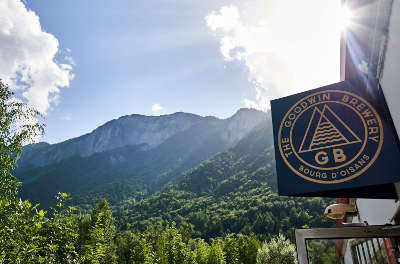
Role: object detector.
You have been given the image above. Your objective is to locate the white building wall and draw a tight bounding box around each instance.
[355,199,398,224]
[355,0,400,225]
[381,0,400,137]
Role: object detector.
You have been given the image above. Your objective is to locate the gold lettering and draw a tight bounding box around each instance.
[285,152,293,158]
[366,118,377,126]
[333,148,346,163]
[294,106,302,113]
[356,103,366,111]
[282,144,291,152]
[322,93,330,100]
[368,127,378,134]
[342,95,349,103]
[308,96,316,104]
[369,136,379,143]
[282,138,289,144]
[358,158,366,166]
[315,151,329,165]
[349,98,358,107]
[362,109,373,119]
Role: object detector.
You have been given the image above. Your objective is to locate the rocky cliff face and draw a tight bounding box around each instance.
[222,108,270,145]
[19,109,268,168]
[52,112,206,158]
[17,108,271,208]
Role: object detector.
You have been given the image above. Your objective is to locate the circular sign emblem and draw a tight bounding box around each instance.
[278,90,383,184]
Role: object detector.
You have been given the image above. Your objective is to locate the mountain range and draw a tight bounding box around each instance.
[16,108,333,239]
[16,108,269,208]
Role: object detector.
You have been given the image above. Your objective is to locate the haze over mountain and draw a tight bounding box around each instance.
[16,108,269,208]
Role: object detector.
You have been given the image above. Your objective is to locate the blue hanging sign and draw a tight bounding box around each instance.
[271,79,400,198]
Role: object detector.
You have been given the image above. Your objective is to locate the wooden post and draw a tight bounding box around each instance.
[336,198,350,258]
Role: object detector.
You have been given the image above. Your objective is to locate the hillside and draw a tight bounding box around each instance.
[114,122,335,241]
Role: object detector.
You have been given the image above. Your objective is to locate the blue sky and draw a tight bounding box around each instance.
[25,0,258,143]
[1,0,342,143]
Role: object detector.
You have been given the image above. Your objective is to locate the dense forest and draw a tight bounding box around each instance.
[114,130,334,242]
[0,80,338,263]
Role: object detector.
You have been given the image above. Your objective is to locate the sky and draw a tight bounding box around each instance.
[1,0,343,143]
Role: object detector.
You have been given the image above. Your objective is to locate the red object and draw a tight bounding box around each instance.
[335,198,350,257]
[383,238,395,264]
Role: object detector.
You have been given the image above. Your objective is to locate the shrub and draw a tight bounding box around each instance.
[256,234,297,264]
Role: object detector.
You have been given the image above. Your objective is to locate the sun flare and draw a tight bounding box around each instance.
[340,5,353,30]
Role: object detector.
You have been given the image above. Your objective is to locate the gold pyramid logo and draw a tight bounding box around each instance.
[299,105,361,153]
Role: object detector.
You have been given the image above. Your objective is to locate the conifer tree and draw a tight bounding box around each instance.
[80,199,117,263]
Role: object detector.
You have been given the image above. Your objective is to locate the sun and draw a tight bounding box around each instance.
[340,5,353,30]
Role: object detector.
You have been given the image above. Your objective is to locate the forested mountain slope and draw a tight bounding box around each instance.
[16,106,334,243]
[17,109,268,208]
[115,122,335,241]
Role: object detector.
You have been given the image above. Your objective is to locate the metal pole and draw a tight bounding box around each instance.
[383,238,395,264]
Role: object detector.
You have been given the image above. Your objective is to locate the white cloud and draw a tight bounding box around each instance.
[206,0,341,111]
[61,115,72,121]
[243,98,259,109]
[152,103,164,114]
[0,0,74,114]
[205,5,239,32]
[64,56,76,66]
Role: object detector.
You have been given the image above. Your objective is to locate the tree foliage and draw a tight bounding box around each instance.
[0,79,47,262]
[115,147,334,241]
[0,79,43,196]
[0,79,340,263]
[256,234,297,264]
[79,200,117,264]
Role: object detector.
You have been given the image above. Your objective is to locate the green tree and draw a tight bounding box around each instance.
[0,79,43,196]
[0,79,48,263]
[236,234,260,264]
[37,193,80,263]
[0,198,46,263]
[128,233,152,264]
[222,234,239,264]
[192,239,209,264]
[307,240,339,264]
[256,234,297,264]
[80,199,117,264]
[115,231,135,264]
[207,238,225,264]
[152,223,190,264]
[191,238,225,264]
